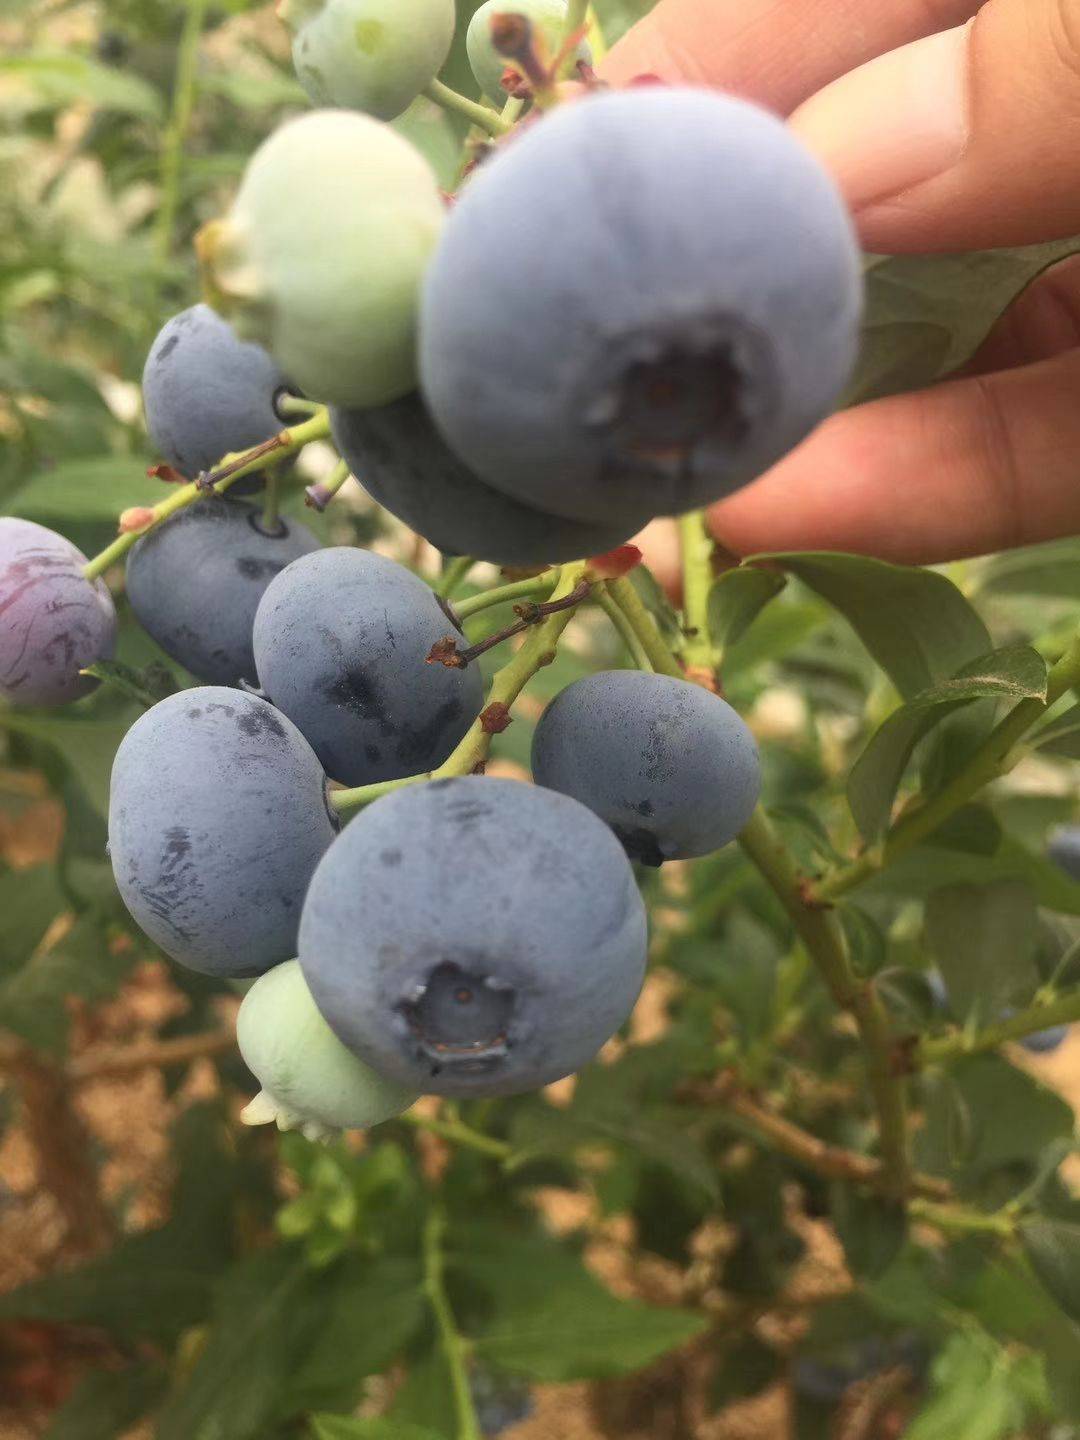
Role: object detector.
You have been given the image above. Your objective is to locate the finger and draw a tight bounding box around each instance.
[964,255,1080,375]
[792,0,1080,252]
[707,348,1080,566]
[601,0,979,113]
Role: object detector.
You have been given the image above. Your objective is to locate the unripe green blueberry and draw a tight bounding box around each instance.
[466,0,591,102]
[237,959,419,1141]
[280,0,456,120]
[197,110,445,407]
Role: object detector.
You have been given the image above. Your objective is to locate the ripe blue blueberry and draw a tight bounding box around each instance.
[237,959,418,1139]
[280,0,456,120]
[466,0,591,102]
[330,394,634,566]
[109,688,338,977]
[0,518,117,707]
[197,111,445,407]
[1019,1024,1068,1055]
[531,671,761,865]
[142,304,292,495]
[299,777,648,1097]
[1049,825,1080,880]
[125,497,320,686]
[419,88,862,526]
[252,547,483,786]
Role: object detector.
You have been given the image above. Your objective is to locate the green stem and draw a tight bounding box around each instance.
[738,809,910,1198]
[261,469,281,532]
[155,0,209,263]
[401,1110,512,1161]
[424,79,510,137]
[423,1206,481,1440]
[918,989,1080,1067]
[909,1199,1015,1239]
[606,576,684,679]
[454,570,558,621]
[275,393,322,419]
[678,510,717,681]
[561,0,590,53]
[595,583,652,670]
[813,632,1080,903]
[82,410,330,580]
[436,556,475,599]
[332,562,589,813]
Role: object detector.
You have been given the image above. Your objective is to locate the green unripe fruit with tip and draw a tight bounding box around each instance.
[280,0,456,120]
[197,110,445,407]
[237,959,419,1141]
[466,0,592,102]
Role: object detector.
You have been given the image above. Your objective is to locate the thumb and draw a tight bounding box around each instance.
[791,0,1080,252]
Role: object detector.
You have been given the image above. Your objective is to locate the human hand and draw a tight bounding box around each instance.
[607,0,1080,565]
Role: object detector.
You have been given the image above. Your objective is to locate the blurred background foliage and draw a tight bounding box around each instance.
[4,2,1080,1438]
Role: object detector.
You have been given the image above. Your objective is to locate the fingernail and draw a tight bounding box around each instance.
[790,23,971,211]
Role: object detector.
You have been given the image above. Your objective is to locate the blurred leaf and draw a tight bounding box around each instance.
[978,537,1080,598]
[81,658,176,708]
[852,241,1080,404]
[1030,702,1080,760]
[44,1364,166,1440]
[905,1329,1048,1440]
[0,864,65,980]
[0,51,163,119]
[1021,1217,1080,1325]
[0,710,135,817]
[864,833,1080,915]
[849,645,1046,839]
[760,552,990,698]
[708,565,786,653]
[452,1225,705,1379]
[312,1420,442,1440]
[924,880,1040,1025]
[9,456,157,524]
[830,1185,906,1279]
[0,912,134,1053]
[0,1105,239,1343]
[723,597,830,680]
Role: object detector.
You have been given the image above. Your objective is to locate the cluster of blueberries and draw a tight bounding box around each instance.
[3,0,1073,1143]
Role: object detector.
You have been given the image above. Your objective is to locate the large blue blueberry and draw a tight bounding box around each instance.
[531,671,760,864]
[252,547,483,786]
[419,88,862,526]
[299,777,648,1097]
[125,497,320,686]
[142,304,291,492]
[109,687,338,977]
[330,394,634,567]
[0,518,116,707]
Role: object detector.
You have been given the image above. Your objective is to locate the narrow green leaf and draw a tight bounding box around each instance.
[1029,702,1080,760]
[0,710,135,817]
[8,456,157,524]
[0,864,65,979]
[1021,1217,1080,1325]
[80,659,176,709]
[848,645,1047,838]
[755,552,990,698]
[312,1420,442,1440]
[978,537,1080,598]
[0,51,163,119]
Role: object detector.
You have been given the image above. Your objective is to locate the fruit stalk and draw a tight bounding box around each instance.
[331,560,589,812]
[606,575,684,679]
[435,555,475,598]
[423,77,511,136]
[678,510,720,687]
[594,582,653,669]
[423,1205,482,1440]
[917,987,1080,1067]
[400,1109,512,1160]
[453,568,558,620]
[813,630,1080,903]
[155,0,210,262]
[82,409,330,580]
[908,1199,1016,1239]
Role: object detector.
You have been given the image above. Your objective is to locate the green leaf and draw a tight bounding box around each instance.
[312,1421,442,1440]
[0,913,135,1053]
[80,658,176,708]
[723,597,830,679]
[452,1225,705,1379]
[849,645,1047,838]
[0,51,163,119]
[44,1364,166,1440]
[707,565,786,653]
[830,1185,907,1280]
[978,537,1080,598]
[8,456,157,524]
[852,241,1080,405]
[924,880,1040,1025]
[865,833,1080,915]
[1029,702,1080,760]
[0,710,136,817]
[756,552,990,698]
[1021,1217,1080,1325]
[0,864,65,980]
[904,1329,1046,1440]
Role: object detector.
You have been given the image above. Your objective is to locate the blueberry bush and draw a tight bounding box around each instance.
[3,3,1080,1437]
